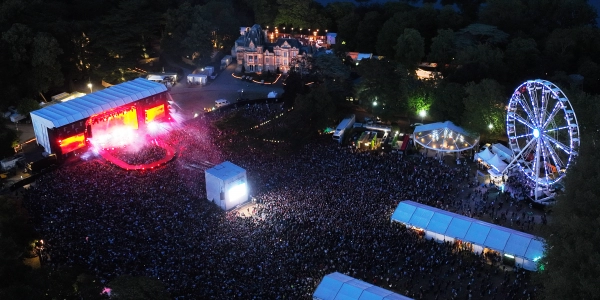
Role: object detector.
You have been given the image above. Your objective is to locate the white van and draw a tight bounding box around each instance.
[215,99,230,108]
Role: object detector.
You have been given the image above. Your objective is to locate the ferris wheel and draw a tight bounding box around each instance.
[505,79,580,196]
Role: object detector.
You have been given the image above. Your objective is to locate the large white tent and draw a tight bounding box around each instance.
[413,121,479,153]
[313,272,413,300]
[391,201,545,271]
[30,79,167,154]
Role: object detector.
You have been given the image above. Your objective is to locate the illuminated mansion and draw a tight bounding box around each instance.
[232,24,310,74]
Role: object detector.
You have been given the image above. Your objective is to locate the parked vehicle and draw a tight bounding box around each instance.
[215,99,230,108]
[332,114,356,143]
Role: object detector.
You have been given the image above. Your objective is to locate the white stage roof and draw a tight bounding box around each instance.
[205,161,246,181]
[391,201,545,263]
[413,121,479,152]
[30,78,167,128]
[313,272,413,300]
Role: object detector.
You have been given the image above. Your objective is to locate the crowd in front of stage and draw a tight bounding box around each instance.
[24,104,540,299]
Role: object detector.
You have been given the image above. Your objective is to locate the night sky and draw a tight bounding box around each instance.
[315,0,600,26]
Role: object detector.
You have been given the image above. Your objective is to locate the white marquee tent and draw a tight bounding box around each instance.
[413,121,479,153]
[391,201,545,271]
[487,154,508,173]
[474,147,494,162]
[313,272,413,300]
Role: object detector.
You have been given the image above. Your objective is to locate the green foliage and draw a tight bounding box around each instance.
[428,29,456,66]
[376,12,411,58]
[0,123,18,159]
[394,28,424,71]
[477,0,527,34]
[406,80,435,116]
[246,0,278,26]
[354,11,384,53]
[566,90,600,134]
[109,275,169,300]
[1,23,64,106]
[456,23,509,48]
[462,79,506,138]
[429,82,467,125]
[505,37,541,83]
[312,54,350,94]
[354,59,409,118]
[535,132,600,299]
[274,0,311,28]
[288,84,336,142]
[453,43,506,83]
[437,5,464,30]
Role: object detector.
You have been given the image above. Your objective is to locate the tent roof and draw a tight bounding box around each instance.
[313,272,413,300]
[205,161,246,181]
[413,121,479,152]
[487,154,508,173]
[391,201,545,261]
[30,78,167,128]
[492,143,513,158]
[475,147,494,161]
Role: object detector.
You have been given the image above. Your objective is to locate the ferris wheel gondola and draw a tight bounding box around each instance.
[504,80,580,203]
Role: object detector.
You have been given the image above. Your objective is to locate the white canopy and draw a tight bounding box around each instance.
[391,200,545,271]
[487,154,508,173]
[474,147,494,162]
[413,121,479,152]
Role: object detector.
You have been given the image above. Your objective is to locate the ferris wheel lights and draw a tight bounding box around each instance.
[533,128,540,138]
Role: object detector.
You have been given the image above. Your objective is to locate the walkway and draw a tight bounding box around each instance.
[99,140,177,171]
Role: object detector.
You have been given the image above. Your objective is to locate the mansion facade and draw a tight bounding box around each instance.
[232,24,310,74]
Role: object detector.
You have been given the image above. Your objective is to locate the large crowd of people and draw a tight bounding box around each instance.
[23,106,540,299]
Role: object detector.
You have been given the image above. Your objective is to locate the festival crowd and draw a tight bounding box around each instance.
[24,104,540,299]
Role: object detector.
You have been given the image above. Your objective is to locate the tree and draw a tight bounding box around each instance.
[452,43,506,83]
[312,54,350,94]
[504,37,541,84]
[406,79,435,118]
[428,29,456,67]
[354,59,409,118]
[1,23,63,114]
[354,11,384,53]
[394,28,424,71]
[565,90,600,134]
[478,0,528,34]
[293,84,336,132]
[462,79,506,138]
[109,275,169,300]
[245,0,278,26]
[535,131,600,299]
[182,18,213,66]
[440,0,485,23]
[93,0,162,71]
[0,123,18,158]
[437,5,464,30]
[429,82,467,125]
[543,27,579,72]
[376,11,414,58]
[334,12,360,51]
[274,0,310,28]
[524,0,598,32]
